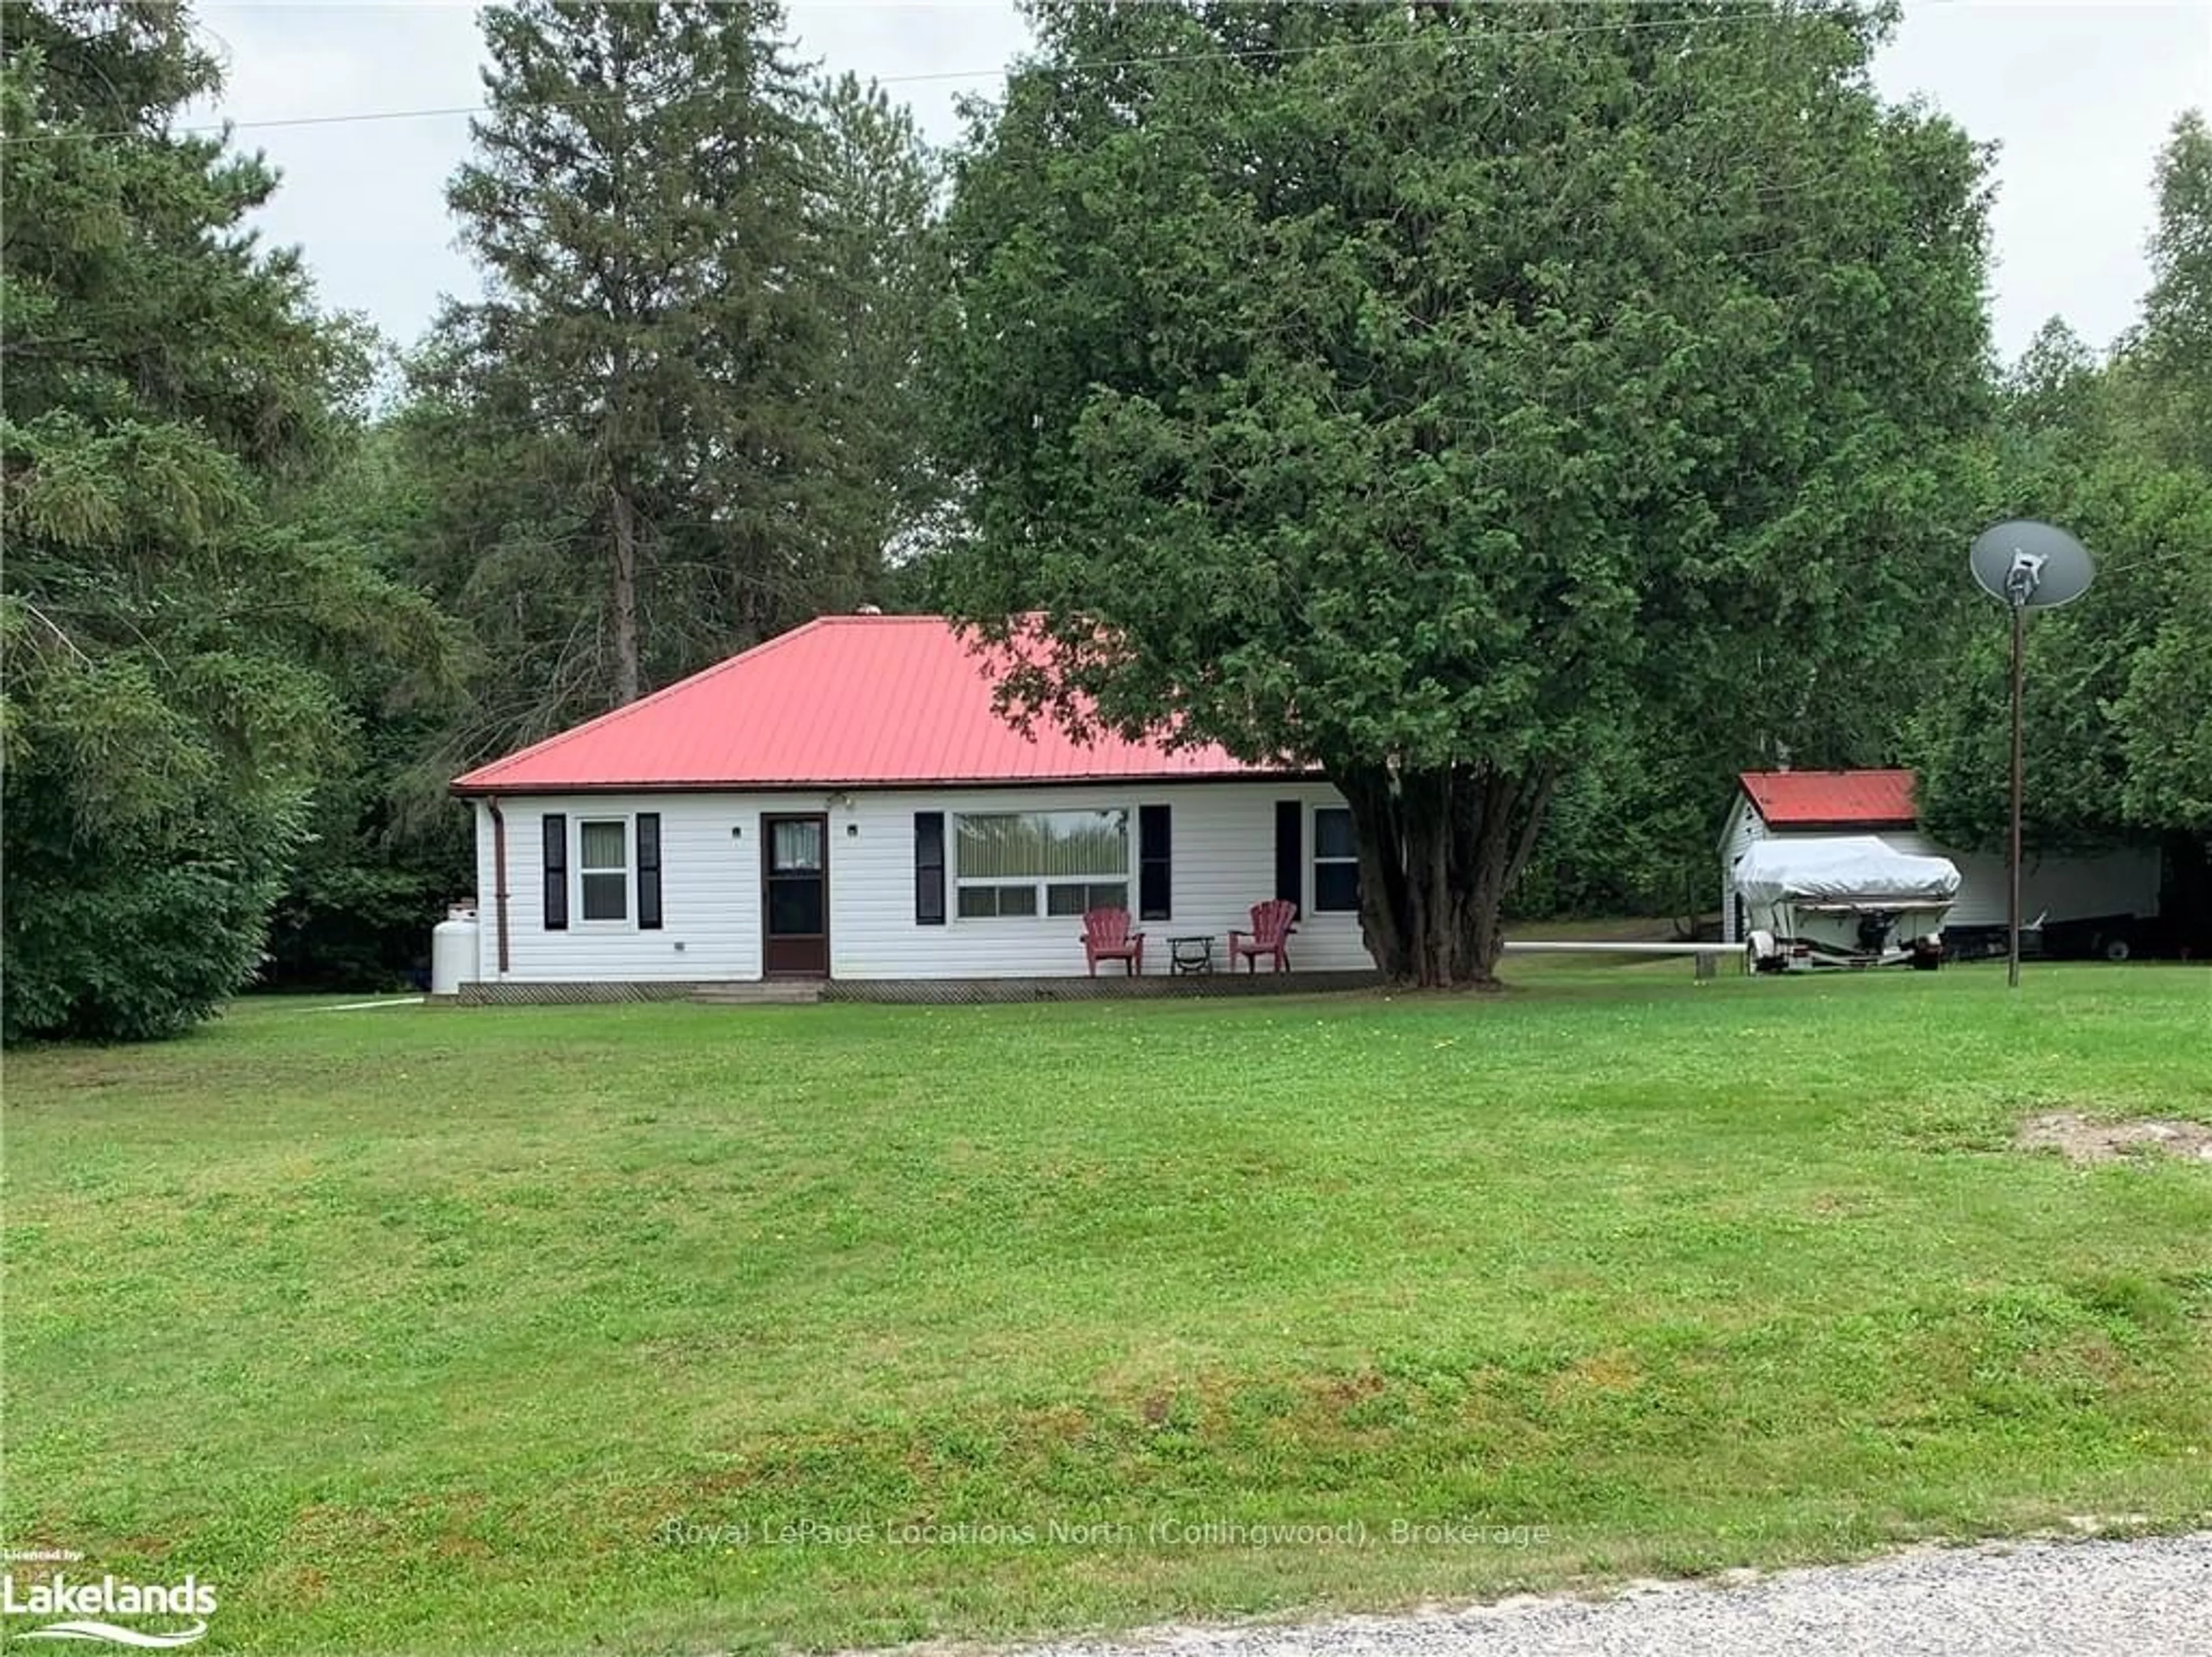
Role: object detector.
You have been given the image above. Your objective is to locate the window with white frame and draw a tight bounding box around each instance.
[1313,807,1360,911]
[578,819,630,921]
[955,809,1128,918]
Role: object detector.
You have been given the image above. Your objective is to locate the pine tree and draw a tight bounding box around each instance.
[426,0,911,742]
[1,0,449,1039]
[810,73,944,587]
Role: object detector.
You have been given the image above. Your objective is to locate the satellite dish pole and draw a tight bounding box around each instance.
[1968,521,2096,989]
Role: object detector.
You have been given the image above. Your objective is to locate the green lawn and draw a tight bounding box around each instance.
[6,964,2211,1654]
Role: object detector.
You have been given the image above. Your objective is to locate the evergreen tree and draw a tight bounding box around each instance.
[420,0,937,773]
[1,0,449,1039]
[930,1,1994,985]
[810,71,945,584]
[2134,111,2212,471]
[1914,112,2212,864]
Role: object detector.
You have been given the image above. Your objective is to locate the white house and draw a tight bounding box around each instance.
[1719,769,2162,956]
[448,615,1378,994]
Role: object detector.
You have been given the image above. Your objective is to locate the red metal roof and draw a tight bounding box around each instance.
[1739,769,1918,827]
[452,616,1295,793]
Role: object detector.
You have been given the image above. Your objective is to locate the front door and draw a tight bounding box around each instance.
[762,814,830,977]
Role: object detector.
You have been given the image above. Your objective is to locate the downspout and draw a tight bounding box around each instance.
[485,797,512,976]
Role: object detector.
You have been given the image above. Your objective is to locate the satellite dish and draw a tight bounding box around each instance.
[1965,518,2093,993]
[1969,520,2095,609]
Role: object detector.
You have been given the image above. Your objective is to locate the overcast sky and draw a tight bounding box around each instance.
[188,2,2212,362]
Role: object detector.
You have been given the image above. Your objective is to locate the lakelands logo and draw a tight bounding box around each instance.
[2,1573,217,1648]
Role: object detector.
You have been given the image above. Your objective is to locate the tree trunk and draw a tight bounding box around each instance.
[1336,761,1556,989]
[609,483,642,706]
[601,27,642,711]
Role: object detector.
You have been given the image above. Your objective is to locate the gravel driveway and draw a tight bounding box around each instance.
[1007,1532,2211,1657]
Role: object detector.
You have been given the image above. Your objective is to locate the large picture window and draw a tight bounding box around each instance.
[955,809,1128,919]
[578,819,630,921]
[1313,807,1360,912]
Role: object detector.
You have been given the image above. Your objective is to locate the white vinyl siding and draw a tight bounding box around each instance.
[1718,797,1764,944]
[473,780,1374,982]
[838,781,1371,978]
[475,794,761,982]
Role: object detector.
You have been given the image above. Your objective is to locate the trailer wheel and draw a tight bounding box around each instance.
[2104,936,2131,962]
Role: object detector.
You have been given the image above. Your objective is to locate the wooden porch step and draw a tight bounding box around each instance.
[688,981,826,1006]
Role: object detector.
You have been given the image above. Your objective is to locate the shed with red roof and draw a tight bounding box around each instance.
[1719,768,2161,954]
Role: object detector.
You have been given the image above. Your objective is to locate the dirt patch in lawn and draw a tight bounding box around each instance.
[2016,1111,2212,1164]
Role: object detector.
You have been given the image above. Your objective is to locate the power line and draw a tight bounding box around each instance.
[2096,541,2209,582]
[1,7,1797,147]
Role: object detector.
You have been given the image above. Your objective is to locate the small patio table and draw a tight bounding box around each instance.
[1168,936,1215,975]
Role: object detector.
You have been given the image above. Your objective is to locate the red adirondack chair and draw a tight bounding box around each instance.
[1229,899,1297,974]
[1081,907,1145,976]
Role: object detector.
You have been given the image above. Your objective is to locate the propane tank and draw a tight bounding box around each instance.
[430,902,481,996]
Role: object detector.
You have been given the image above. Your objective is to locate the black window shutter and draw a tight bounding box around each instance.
[636,812,662,930]
[1274,801,1302,915]
[542,813,569,930]
[915,811,946,925]
[1138,804,1172,920]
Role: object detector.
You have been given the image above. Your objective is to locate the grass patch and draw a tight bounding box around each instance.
[5,964,2211,1653]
